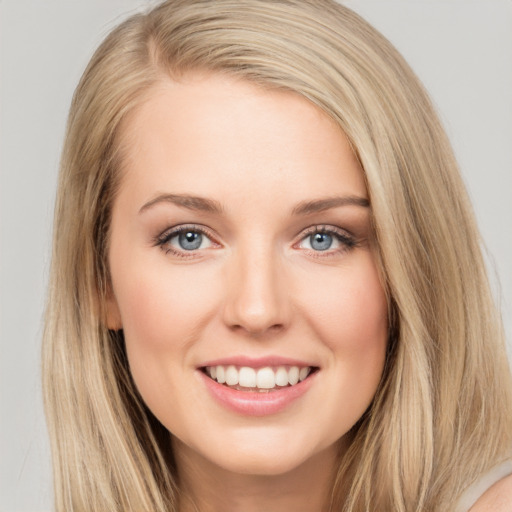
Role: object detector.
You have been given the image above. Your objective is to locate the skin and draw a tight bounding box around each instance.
[106,73,389,511]
[470,474,512,512]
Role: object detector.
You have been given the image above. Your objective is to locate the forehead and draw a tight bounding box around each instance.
[115,73,367,208]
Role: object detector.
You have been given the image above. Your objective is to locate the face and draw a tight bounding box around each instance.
[107,73,388,477]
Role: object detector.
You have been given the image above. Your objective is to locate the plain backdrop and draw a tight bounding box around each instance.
[1,1,511,510]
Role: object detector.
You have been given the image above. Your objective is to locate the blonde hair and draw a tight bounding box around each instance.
[42,1,512,510]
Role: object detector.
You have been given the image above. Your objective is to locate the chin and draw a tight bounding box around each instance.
[182,426,339,478]
[215,450,309,477]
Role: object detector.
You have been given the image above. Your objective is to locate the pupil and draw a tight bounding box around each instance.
[311,233,332,251]
[179,231,202,250]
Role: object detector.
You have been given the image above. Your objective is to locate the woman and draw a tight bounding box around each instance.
[42,1,512,510]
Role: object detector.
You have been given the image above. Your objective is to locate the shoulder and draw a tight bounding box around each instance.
[469,473,512,512]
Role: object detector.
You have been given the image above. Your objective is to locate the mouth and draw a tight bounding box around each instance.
[201,364,319,392]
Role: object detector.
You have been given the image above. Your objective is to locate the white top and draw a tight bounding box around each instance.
[454,459,512,512]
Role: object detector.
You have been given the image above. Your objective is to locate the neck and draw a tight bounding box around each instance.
[173,438,341,512]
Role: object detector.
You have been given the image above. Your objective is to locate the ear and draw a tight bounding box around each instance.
[105,293,123,330]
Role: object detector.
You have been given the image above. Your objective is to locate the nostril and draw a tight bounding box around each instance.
[229,322,285,337]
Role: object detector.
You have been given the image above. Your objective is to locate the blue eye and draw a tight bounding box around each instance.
[298,227,356,254]
[176,231,204,250]
[169,230,212,251]
[155,226,214,255]
[309,232,333,251]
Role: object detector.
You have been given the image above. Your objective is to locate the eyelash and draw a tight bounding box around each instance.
[153,224,218,258]
[153,224,359,258]
[295,225,359,257]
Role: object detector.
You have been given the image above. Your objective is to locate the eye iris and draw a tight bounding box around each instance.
[310,232,333,251]
[178,231,202,250]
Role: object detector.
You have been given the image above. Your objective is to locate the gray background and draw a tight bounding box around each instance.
[1,1,511,510]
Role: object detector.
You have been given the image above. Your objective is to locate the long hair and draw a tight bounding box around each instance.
[42,1,512,510]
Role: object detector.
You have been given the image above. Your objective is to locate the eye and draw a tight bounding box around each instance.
[154,225,216,256]
[297,226,357,254]
[304,232,337,251]
[170,230,212,251]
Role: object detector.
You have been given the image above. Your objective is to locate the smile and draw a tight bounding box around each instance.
[198,357,320,415]
[203,365,315,391]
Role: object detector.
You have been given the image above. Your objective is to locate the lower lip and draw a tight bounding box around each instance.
[198,370,317,416]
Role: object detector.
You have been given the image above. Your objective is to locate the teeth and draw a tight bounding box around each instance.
[256,367,275,389]
[205,365,313,390]
[238,367,256,387]
[299,367,310,382]
[288,366,299,385]
[225,365,238,386]
[275,367,289,387]
[216,366,226,384]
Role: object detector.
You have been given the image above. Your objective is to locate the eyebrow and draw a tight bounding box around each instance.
[292,196,370,215]
[139,193,223,215]
[138,193,369,216]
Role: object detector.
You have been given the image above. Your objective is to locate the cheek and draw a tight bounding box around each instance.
[297,254,388,387]
[109,253,221,390]
[302,258,387,344]
[314,259,388,430]
[113,257,217,346]
[110,261,223,423]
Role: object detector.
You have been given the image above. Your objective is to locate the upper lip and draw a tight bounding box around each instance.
[198,355,318,369]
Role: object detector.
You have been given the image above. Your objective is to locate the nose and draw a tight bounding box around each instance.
[222,244,291,336]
